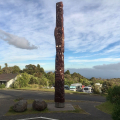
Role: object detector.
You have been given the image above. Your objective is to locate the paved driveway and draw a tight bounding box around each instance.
[0,89,112,120]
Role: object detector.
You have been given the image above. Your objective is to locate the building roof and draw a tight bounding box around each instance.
[0,73,20,82]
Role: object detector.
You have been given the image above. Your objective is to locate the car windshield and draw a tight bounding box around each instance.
[70,86,76,89]
[84,88,89,90]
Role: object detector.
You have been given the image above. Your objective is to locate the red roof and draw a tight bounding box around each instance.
[0,73,20,82]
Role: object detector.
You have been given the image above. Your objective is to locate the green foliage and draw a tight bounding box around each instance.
[64,70,70,75]
[93,85,101,94]
[16,73,31,88]
[37,64,40,70]
[106,86,120,104]
[82,78,90,86]
[101,81,114,93]
[0,83,5,88]
[12,65,20,73]
[38,75,49,87]
[39,67,45,74]
[28,76,38,84]
[0,70,3,74]
[112,104,120,120]
[46,73,55,86]
[64,78,74,86]
[105,85,120,120]
[11,80,20,88]
[71,72,81,78]
[25,64,36,70]
[5,63,8,67]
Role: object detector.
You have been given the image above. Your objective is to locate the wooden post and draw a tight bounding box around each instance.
[54,1,65,108]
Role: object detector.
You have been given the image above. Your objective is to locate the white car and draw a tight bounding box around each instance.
[83,87,92,93]
[51,86,55,89]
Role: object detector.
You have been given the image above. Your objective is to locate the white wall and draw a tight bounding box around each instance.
[5,74,21,88]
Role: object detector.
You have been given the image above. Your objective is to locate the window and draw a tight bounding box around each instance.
[59,45,61,47]
[84,88,88,90]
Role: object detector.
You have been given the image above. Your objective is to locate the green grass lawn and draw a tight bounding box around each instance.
[95,101,115,115]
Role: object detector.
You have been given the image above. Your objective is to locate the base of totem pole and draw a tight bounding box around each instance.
[55,102,65,108]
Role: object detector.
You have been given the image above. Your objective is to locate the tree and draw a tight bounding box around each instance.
[71,72,82,78]
[25,64,37,70]
[33,72,43,78]
[47,71,54,75]
[12,65,20,73]
[29,76,38,84]
[39,67,45,74]
[89,77,96,81]
[16,72,31,88]
[64,70,70,75]
[38,75,49,87]
[2,67,12,74]
[5,63,8,67]
[0,66,2,74]
[24,64,37,75]
[37,64,40,69]
[47,73,55,86]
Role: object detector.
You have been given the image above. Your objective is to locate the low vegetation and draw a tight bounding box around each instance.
[96,85,120,120]
[96,101,115,115]
[4,99,88,116]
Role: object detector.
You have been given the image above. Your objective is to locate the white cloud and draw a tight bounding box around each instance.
[68,58,120,63]
[0,29,38,49]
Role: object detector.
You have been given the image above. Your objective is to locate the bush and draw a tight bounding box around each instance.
[39,85,43,89]
[0,84,5,88]
[106,86,120,104]
[10,79,20,89]
[101,81,114,93]
[16,73,30,88]
[28,76,38,84]
[106,85,120,120]
[112,104,120,120]
[93,85,101,94]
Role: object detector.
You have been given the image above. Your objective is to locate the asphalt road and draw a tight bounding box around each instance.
[0,89,112,120]
[0,89,106,102]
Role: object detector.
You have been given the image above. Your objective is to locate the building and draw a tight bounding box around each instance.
[0,73,21,88]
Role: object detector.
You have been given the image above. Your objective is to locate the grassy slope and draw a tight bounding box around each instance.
[95,101,115,115]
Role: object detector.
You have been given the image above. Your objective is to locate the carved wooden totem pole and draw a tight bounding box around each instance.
[54,1,65,108]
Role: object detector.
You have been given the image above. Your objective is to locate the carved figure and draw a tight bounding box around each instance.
[54,1,65,108]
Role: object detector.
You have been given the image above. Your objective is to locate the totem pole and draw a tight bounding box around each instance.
[54,1,65,108]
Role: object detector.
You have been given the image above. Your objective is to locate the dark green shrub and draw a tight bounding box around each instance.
[28,76,38,84]
[101,81,114,93]
[0,84,6,88]
[112,103,120,120]
[106,86,120,104]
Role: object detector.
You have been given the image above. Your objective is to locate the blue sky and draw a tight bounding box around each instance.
[0,0,120,79]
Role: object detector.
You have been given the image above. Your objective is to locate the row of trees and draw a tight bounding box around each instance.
[0,63,120,93]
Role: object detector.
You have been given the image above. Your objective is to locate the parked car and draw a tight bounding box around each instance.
[51,85,55,89]
[64,85,69,90]
[70,83,82,92]
[83,86,92,93]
